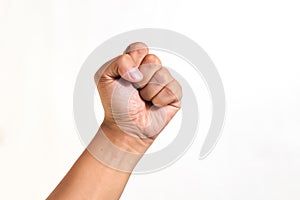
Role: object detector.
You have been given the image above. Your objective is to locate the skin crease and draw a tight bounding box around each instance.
[47,42,182,200]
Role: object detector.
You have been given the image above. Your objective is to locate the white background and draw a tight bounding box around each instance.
[1,0,300,199]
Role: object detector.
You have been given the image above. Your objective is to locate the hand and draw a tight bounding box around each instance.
[47,42,183,200]
[94,42,182,153]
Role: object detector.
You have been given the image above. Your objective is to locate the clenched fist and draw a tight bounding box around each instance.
[94,42,182,153]
[48,42,183,199]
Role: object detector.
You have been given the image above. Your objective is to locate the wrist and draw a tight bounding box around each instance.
[87,122,154,172]
[100,121,154,154]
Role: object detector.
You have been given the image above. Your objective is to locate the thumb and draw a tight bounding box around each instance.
[98,42,148,83]
[101,54,143,83]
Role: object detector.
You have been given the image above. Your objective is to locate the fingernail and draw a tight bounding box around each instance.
[128,67,143,81]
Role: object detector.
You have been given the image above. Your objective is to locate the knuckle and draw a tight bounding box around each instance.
[143,54,161,64]
[157,67,168,74]
[140,90,152,101]
[166,80,182,100]
[174,80,182,95]
[164,85,177,98]
[125,42,148,54]
[153,67,173,84]
[152,98,161,106]
[117,54,131,65]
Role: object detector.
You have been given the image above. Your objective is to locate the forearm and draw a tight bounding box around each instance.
[47,125,152,200]
[47,150,129,200]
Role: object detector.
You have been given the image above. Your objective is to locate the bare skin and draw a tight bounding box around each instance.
[47,42,182,200]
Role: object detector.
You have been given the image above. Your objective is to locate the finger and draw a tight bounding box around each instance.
[139,67,174,101]
[133,54,162,89]
[124,42,149,66]
[152,79,182,107]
